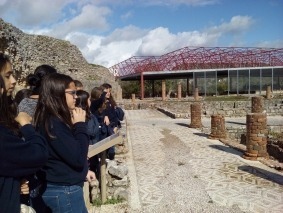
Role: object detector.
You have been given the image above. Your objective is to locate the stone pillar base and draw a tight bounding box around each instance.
[189,103,202,128]
[242,113,268,161]
[209,115,226,140]
[242,152,258,161]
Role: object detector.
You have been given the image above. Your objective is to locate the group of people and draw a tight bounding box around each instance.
[0,53,123,213]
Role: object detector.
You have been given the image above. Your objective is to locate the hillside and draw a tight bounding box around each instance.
[0,19,121,98]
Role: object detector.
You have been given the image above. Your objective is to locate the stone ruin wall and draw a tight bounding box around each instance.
[120,98,283,142]
[121,99,283,117]
[0,19,122,100]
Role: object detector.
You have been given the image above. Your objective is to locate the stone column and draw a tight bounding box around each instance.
[194,87,199,101]
[140,72,144,100]
[162,80,166,101]
[251,96,264,113]
[209,115,226,139]
[131,93,136,103]
[243,113,268,160]
[266,86,272,99]
[116,87,123,101]
[177,82,182,100]
[189,103,202,128]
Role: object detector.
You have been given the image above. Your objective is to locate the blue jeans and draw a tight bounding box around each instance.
[42,184,88,213]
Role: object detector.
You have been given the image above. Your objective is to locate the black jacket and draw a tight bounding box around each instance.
[38,117,89,187]
[0,124,48,213]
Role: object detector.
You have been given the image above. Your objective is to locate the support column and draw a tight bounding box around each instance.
[194,87,199,101]
[152,80,155,97]
[177,82,182,100]
[186,78,190,97]
[131,93,136,103]
[189,103,202,128]
[209,115,226,139]
[243,113,268,160]
[162,80,166,101]
[266,85,272,99]
[251,96,264,113]
[140,72,144,100]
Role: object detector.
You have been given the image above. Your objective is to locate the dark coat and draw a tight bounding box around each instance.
[0,124,48,213]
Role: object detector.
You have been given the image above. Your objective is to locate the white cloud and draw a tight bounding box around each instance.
[44,4,111,39]
[140,0,219,6]
[101,25,147,45]
[207,15,255,35]
[121,11,133,21]
[61,14,256,68]
[255,39,283,48]
[1,0,277,69]
[1,0,74,27]
[136,27,219,56]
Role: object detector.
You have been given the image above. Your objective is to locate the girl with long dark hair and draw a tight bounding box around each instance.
[34,73,90,212]
[0,53,48,213]
[75,90,100,180]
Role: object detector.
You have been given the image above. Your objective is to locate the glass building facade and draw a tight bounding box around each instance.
[191,66,283,96]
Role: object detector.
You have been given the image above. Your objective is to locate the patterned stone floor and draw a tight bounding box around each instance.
[126,109,283,213]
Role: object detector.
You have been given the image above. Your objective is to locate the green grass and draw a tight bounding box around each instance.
[92,196,125,207]
[269,132,283,140]
[204,95,249,101]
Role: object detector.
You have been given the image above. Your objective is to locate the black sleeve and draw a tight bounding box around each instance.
[0,124,48,177]
[48,119,89,170]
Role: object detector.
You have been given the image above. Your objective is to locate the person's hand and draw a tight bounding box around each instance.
[71,107,86,124]
[86,170,96,183]
[15,112,32,126]
[20,179,29,195]
[104,116,110,125]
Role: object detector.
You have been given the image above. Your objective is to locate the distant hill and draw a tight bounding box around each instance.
[0,19,121,98]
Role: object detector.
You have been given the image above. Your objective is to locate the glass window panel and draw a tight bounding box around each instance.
[217,70,228,95]
[238,70,249,94]
[229,70,237,94]
[195,72,205,96]
[273,68,283,91]
[250,69,260,94]
[206,71,216,96]
[261,69,272,92]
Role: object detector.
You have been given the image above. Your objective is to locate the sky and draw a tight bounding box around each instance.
[0,0,282,68]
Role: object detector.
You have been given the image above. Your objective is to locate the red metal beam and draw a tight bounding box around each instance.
[108,47,283,77]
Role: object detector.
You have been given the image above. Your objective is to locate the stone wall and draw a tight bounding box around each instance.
[121,99,283,117]
[0,19,122,99]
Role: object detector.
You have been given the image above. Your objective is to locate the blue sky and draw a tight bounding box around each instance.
[0,0,282,68]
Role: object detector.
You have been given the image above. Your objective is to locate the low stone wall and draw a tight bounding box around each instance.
[121,98,283,117]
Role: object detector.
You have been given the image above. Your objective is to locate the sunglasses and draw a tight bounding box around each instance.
[65,90,77,97]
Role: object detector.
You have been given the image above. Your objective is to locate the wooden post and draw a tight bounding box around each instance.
[100,151,107,203]
[87,133,123,205]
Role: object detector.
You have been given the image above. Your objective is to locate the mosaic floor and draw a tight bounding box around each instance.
[126,110,283,213]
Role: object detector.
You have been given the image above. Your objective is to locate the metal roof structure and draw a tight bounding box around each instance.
[108,47,283,80]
